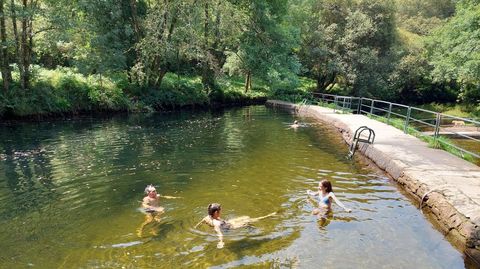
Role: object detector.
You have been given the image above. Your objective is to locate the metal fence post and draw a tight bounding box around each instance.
[357,98,362,114]
[404,107,411,134]
[434,113,441,142]
[333,96,338,113]
[370,100,375,115]
[387,103,392,124]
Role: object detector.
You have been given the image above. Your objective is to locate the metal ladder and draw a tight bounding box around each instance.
[348,126,375,159]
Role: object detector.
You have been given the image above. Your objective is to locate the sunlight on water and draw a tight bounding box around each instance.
[0,106,466,268]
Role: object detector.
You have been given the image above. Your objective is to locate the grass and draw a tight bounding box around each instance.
[269,76,316,103]
[417,103,479,119]
[0,68,273,118]
[367,114,477,163]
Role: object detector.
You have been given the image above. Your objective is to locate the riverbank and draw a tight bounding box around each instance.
[0,68,277,120]
[266,100,480,266]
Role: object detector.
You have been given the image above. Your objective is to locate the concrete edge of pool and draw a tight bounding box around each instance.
[266,100,480,266]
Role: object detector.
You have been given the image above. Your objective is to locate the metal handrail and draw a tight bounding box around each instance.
[311,93,480,161]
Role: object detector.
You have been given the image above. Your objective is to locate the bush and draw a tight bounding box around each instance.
[0,67,130,117]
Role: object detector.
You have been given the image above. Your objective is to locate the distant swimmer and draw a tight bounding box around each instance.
[137,185,181,237]
[290,120,300,129]
[194,203,276,248]
[306,180,351,216]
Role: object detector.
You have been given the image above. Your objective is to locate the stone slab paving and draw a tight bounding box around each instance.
[267,100,480,253]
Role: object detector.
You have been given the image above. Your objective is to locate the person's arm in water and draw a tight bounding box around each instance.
[213,222,224,248]
[194,216,208,229]
[306,189,319,196]
[329,192,351,212]
[158,194,181,199]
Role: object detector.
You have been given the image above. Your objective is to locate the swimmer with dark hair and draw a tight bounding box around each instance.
[307,180,351,214]
[195,203,276,248]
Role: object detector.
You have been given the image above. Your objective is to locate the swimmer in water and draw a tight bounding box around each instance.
[306,180,351,215]
[290,120,300,129]
[137,184,181,237]
[195,203,276,248]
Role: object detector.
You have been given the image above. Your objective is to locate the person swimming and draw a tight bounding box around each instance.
[290,120,300,129]
[195,203,276,248]
[306,180,351,215]
[137,184,181,237]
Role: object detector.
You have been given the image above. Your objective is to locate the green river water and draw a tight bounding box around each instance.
[0,106,467,268]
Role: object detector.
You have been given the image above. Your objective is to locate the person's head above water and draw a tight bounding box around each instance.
[294,120,298,124]
[319,180,333,193]
[208,203,222,217]
[145,184,157,198]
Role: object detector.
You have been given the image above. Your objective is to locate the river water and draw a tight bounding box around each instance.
[0,106,466,268]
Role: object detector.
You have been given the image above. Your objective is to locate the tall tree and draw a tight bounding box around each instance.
[0,0,11,92]
[134,0,186,87]
[295,0,351,92]
[8,0,36,90]
[224,0,300,92]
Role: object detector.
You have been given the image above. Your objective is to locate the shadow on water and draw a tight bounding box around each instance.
[0,129,59,220]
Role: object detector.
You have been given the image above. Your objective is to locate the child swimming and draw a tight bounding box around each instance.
[141,184,180,214]
[137,184,181,237]
[307,180,351,215]
[195,203,276,248]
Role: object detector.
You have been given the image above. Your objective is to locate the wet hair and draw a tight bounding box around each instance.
[320,180,333,193]
[144,184,156,194]
[208,203,221,216]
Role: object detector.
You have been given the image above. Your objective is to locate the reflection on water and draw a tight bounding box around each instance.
[0,106,466,268]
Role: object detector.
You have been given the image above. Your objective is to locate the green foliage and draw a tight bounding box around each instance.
[0,0,479,119]
[269,77,315,103]
[225,0,301,90]
[396,0,455,35]
[427,2,480,104]
[0,67,129,116]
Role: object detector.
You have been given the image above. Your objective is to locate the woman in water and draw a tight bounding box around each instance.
[307,180,351,215]
[195,203,276,248]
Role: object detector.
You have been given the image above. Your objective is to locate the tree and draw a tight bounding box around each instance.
[427,1,480,103]
[0,0,11,92]
[341,0,398,98]
[294,0,351,92]
[224,0,300,93]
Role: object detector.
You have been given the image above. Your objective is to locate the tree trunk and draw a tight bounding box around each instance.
[249,73,252,90]
[326,77,336,92]
[201,1,215,92]
[244,72,251,93]
[156,69,167,88]
[26,2,34,89]
[0,0,11,92]
[316,76,325,93]
[10,0,23,89]
[129,0,141,42]
[20,0,29,90]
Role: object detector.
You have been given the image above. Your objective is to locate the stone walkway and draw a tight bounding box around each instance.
[267,100,480,254]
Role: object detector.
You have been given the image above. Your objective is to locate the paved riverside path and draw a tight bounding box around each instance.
[267,100,480,252]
